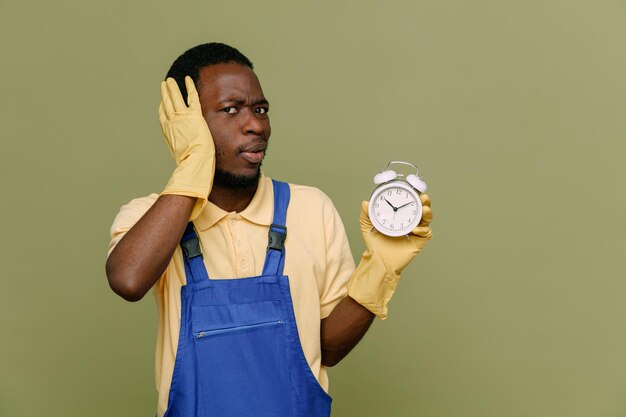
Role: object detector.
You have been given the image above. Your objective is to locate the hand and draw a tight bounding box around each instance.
[159,76,215,165]
[347,193,433,319]
[159,76,216,221]
[360,193,432,271]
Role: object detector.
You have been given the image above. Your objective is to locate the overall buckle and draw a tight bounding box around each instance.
[181,236,203,260]
[267,224,287,252]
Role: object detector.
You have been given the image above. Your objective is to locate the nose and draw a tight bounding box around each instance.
[241,109,266,136]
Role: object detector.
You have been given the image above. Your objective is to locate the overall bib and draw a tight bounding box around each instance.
[163,180,332,417]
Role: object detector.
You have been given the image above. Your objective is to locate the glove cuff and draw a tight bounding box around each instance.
[347,250,401,320]
[161,152,215,221]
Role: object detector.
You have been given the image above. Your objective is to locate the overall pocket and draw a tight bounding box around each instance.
[191,301,293,417]
[194,320,284,339]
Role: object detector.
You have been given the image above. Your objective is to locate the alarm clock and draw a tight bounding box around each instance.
[368,161,428,237]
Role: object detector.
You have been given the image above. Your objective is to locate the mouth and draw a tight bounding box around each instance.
[239,143,266,165]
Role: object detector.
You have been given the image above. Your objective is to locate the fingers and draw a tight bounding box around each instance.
[158,103,168,136]
[185,76,200,111]
[420,193,431,207]
[410,226,432,239]
[166,78,187,113]
[160,81,174,118]
[419,205,432,226]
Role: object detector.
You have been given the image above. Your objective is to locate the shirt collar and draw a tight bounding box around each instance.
[194,172,273,231]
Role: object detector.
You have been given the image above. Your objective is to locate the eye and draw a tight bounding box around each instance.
[255,107,269,114]
[223,107,237,114]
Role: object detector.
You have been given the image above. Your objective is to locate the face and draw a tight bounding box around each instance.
[196,63,271,184]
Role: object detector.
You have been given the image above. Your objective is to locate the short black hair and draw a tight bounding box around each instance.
[165,42,254,102]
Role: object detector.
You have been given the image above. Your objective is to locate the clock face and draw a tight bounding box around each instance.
[368,181,422,237]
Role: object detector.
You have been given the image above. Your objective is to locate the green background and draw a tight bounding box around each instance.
[1,1,625,416]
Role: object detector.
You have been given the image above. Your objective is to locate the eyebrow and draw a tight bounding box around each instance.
[219,97,269,106]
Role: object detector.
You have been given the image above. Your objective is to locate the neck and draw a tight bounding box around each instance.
[208,184,257,213]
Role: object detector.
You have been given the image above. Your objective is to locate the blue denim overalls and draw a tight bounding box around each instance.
[163,180,332,417]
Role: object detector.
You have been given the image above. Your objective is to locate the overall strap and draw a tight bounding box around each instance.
[180,222,209,284]
[262,180,290,276]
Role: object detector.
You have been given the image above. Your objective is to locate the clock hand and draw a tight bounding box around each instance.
[397,202,413,210]
[384,198,398,211]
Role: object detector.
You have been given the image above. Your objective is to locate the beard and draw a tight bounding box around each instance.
[213,165,262,189]
[213,141,267,189]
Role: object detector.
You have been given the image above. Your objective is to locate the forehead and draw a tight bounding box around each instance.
[197,63,265,101]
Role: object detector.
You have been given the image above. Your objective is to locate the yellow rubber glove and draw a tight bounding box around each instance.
[159,76,215,220]
[347,193,433,319]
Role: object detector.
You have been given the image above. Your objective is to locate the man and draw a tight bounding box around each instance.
[106,42,432,417]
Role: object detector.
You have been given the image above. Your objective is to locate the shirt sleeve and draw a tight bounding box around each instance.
[107,193,160,257]
[319,195,356,319]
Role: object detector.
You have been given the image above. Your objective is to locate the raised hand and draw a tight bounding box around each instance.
[160,76,216,220]
[347,193,433,319]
